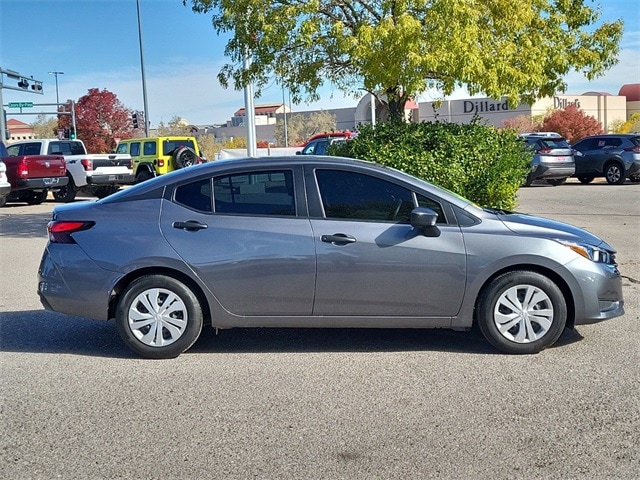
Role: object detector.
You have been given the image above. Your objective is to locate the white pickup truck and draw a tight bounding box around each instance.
[6,139,134,202]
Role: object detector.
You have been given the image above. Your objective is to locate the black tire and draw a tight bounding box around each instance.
[26,190,49,205]
[0,195,7,207]
[116,275,203,359]
[547,178,567,186]
[173,146,198,168]
[476,271,567,354]
[93,186,119,199]
[577,176,595,184]
[135,170,154,184]
[604,162,625,185]
[52,174,77,202]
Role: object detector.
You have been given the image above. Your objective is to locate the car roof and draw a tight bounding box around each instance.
[104,155,474,209]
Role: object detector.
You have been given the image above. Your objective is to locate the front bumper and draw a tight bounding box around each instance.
[566,257,625,325]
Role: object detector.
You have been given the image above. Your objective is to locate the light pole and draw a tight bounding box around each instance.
[48,71,64,105]
[136,0,150,137]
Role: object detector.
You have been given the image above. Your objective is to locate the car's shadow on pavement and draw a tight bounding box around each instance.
[0,211,50,238]
[0,310,583,358]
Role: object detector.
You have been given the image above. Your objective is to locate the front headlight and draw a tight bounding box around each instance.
[557,240,615,264]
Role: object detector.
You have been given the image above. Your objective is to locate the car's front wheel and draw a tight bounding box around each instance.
[477,271,567,354]
[116,275,203,359]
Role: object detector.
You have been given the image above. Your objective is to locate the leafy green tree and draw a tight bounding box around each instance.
[540,104,603,143]
[58,88,132,153]
[612,113,640,134]
[31,114,58,139]
[274,110,337,146]
[185,0,622,121]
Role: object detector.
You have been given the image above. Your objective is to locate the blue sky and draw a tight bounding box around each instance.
[1,0,639,126]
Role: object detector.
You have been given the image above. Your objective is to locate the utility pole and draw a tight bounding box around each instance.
[48,71,64,106]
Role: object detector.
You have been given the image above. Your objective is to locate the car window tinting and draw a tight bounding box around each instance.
[174,179,212,213]
[316,169,414,222]
[143,142,157,156]
[130,143,140,156]
[213,170,295,216]
[163,140,197,155]
[416,194,447,224]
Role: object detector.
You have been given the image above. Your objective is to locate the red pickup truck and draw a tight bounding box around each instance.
[0,141,68,206]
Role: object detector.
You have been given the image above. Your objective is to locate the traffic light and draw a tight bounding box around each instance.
[64,128,70,139]
[132,112,139,129]
[70,128,76,139]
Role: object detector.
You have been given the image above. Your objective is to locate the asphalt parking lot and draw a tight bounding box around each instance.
[1,178,638,479]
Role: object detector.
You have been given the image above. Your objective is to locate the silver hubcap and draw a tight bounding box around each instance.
[128,288,188,347]
[607,167,621,182]
[493,284,554,343]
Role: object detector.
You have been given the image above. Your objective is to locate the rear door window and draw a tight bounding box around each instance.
[213,170,296,216]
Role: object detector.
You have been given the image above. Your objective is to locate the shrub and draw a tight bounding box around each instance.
[330,120,530,210]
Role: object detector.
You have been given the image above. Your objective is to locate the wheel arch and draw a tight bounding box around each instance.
[108,266,212,327]
[472,264,576,329]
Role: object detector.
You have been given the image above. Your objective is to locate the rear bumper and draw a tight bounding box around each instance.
[87,173,135,186]
[530,164,575,180]
[15,176,69,191]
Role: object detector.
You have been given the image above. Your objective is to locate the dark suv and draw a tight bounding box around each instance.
[571,134,640,185]
[519,133,575,186]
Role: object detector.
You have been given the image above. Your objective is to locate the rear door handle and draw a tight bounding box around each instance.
[321,233,357,245]
[172,220,208,231]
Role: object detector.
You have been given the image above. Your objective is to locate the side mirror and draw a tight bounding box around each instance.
[410,207,440,237]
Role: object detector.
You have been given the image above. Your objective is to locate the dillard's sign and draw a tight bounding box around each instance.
[554,97,581,109]
[463,100,511,114]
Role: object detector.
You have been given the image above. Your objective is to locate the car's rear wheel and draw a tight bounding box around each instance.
[547,178,567,186]
[577,176,595,184]
[27,190,49,205]
[52,174,76,202]
[116,275,203,359]
[135,170,154,183]
[604,162,625,185]
[477,271,567,354]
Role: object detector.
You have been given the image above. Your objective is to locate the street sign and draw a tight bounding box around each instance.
[8,102,34,108]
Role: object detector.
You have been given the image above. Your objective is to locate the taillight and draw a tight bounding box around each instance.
[624,145,640,153]
[47,220,95,244]
[17,159,29,178]
[158,159,165,167]
[81,159,93,171]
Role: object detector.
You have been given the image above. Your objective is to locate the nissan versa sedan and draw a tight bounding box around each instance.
[38,156,624,358]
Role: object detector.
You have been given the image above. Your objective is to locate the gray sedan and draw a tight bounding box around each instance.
[38,156,624,358]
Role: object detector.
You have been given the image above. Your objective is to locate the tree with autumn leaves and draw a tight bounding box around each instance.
[57,88,133,153]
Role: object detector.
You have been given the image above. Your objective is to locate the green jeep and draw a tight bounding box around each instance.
[115,136,203,183]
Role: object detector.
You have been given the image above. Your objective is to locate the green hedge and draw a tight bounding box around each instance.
[330,121,530,210]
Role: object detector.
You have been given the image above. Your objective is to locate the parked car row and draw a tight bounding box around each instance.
[1,136,204,207]
[521,133,640,186]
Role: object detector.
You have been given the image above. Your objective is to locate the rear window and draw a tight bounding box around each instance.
[538,138,570,149]
[163,140,197,155]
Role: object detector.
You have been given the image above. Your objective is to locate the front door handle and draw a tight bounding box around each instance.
[321,233,357,245]
[173,220,208,231]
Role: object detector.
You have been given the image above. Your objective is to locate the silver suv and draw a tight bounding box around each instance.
[571,134,640,185]
[519,133,575,186]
